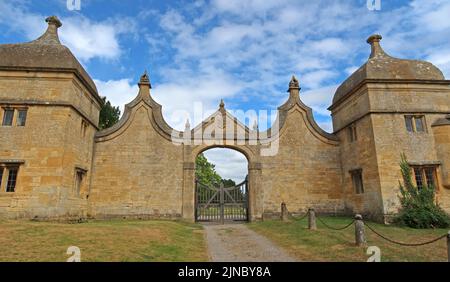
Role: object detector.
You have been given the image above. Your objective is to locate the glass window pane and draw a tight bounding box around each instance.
[6,167,18,192]
[405,116,413,132]
[2,109,14,126]
[424,167,435,188]
[17,110,27,126]
[413,167,423,189]
[0,168,3,191]
[415,116,424,132]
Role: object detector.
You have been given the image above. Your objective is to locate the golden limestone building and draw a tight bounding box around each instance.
[1,16,449,222]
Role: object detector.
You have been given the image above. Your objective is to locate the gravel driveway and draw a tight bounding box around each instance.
[203,223,297,262]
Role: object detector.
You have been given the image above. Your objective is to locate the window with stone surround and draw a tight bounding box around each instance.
[81,120,88,137]
[405,115,426,133]
[348,123,357,142]
[1,108,28,127]
[74,168,86,196]
[2,108,14,126]
[0,165,20,193]
[412,166,437,190]
[16,109,27,126]
[350,169,364,194]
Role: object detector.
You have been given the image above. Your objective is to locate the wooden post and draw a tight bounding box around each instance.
[447,231,450,262]
[281,202,289,222]
[355,214,366,246]
[308,208,316,230]
[220,183,224,225]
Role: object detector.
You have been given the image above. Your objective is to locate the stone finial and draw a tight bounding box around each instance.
[289,75,300,90]
[367,34,387,58]
[33,16,62,45]
[287,75,301,99]
[185,118,190,130]
[138,70,152,88]
[219,99,225,109]
[46,16,62,28]
[137,70,151,99]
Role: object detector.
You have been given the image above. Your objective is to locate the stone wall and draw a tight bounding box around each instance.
[331,88,384,220]
[0,71,100,219]
[368,83,450,216]
[260,106,343,216]
[89,87,184,219]
[331,82,450,221]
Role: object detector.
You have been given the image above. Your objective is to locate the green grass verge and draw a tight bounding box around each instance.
[0,219,208,262]
[248,216,449,262]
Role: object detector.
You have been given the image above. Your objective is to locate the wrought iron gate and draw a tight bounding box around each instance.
[195,176,249,223]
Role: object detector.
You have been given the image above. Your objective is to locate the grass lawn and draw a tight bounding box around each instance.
[0,219,208,262]
[248,216,449,262]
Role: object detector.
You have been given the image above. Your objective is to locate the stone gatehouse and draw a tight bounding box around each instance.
[1,16,449,222]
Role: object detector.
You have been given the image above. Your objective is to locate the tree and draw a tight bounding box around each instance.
[394,153,450,228]
[222,179,236,187]
[195,153,222,187]
[99,97,121,130]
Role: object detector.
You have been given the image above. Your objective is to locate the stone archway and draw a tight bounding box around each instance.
[182,144,262,222]
[194,147,249,222]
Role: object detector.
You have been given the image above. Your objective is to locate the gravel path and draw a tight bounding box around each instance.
[203,223,297,262]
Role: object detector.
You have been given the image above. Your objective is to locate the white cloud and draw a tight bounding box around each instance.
[152,70,245,130]
[0,0,45,39]
[211,0,287,18]
[318,121,333,133]
[94,70,245,131]
[427,49,450,78]
[0,1,133,62]
[301,70,338,89]
[59,17,126,61]
[301,84,338,117]
[94,78,139,114]
[3,0,450,133]
[202,148,248,182]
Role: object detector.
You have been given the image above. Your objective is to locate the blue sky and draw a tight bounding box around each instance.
[1,0,449,181]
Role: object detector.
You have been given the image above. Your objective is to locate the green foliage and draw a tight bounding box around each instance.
[222,179,236,187]
[394,154,450,229]
[195,154,240,188]
[195,153,222,187]
[99,97,121,130]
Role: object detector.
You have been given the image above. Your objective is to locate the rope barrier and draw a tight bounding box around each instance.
[294,210,310,221]
[284,205,448,252]
[364,223,447,246]
[316,216,355,231]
